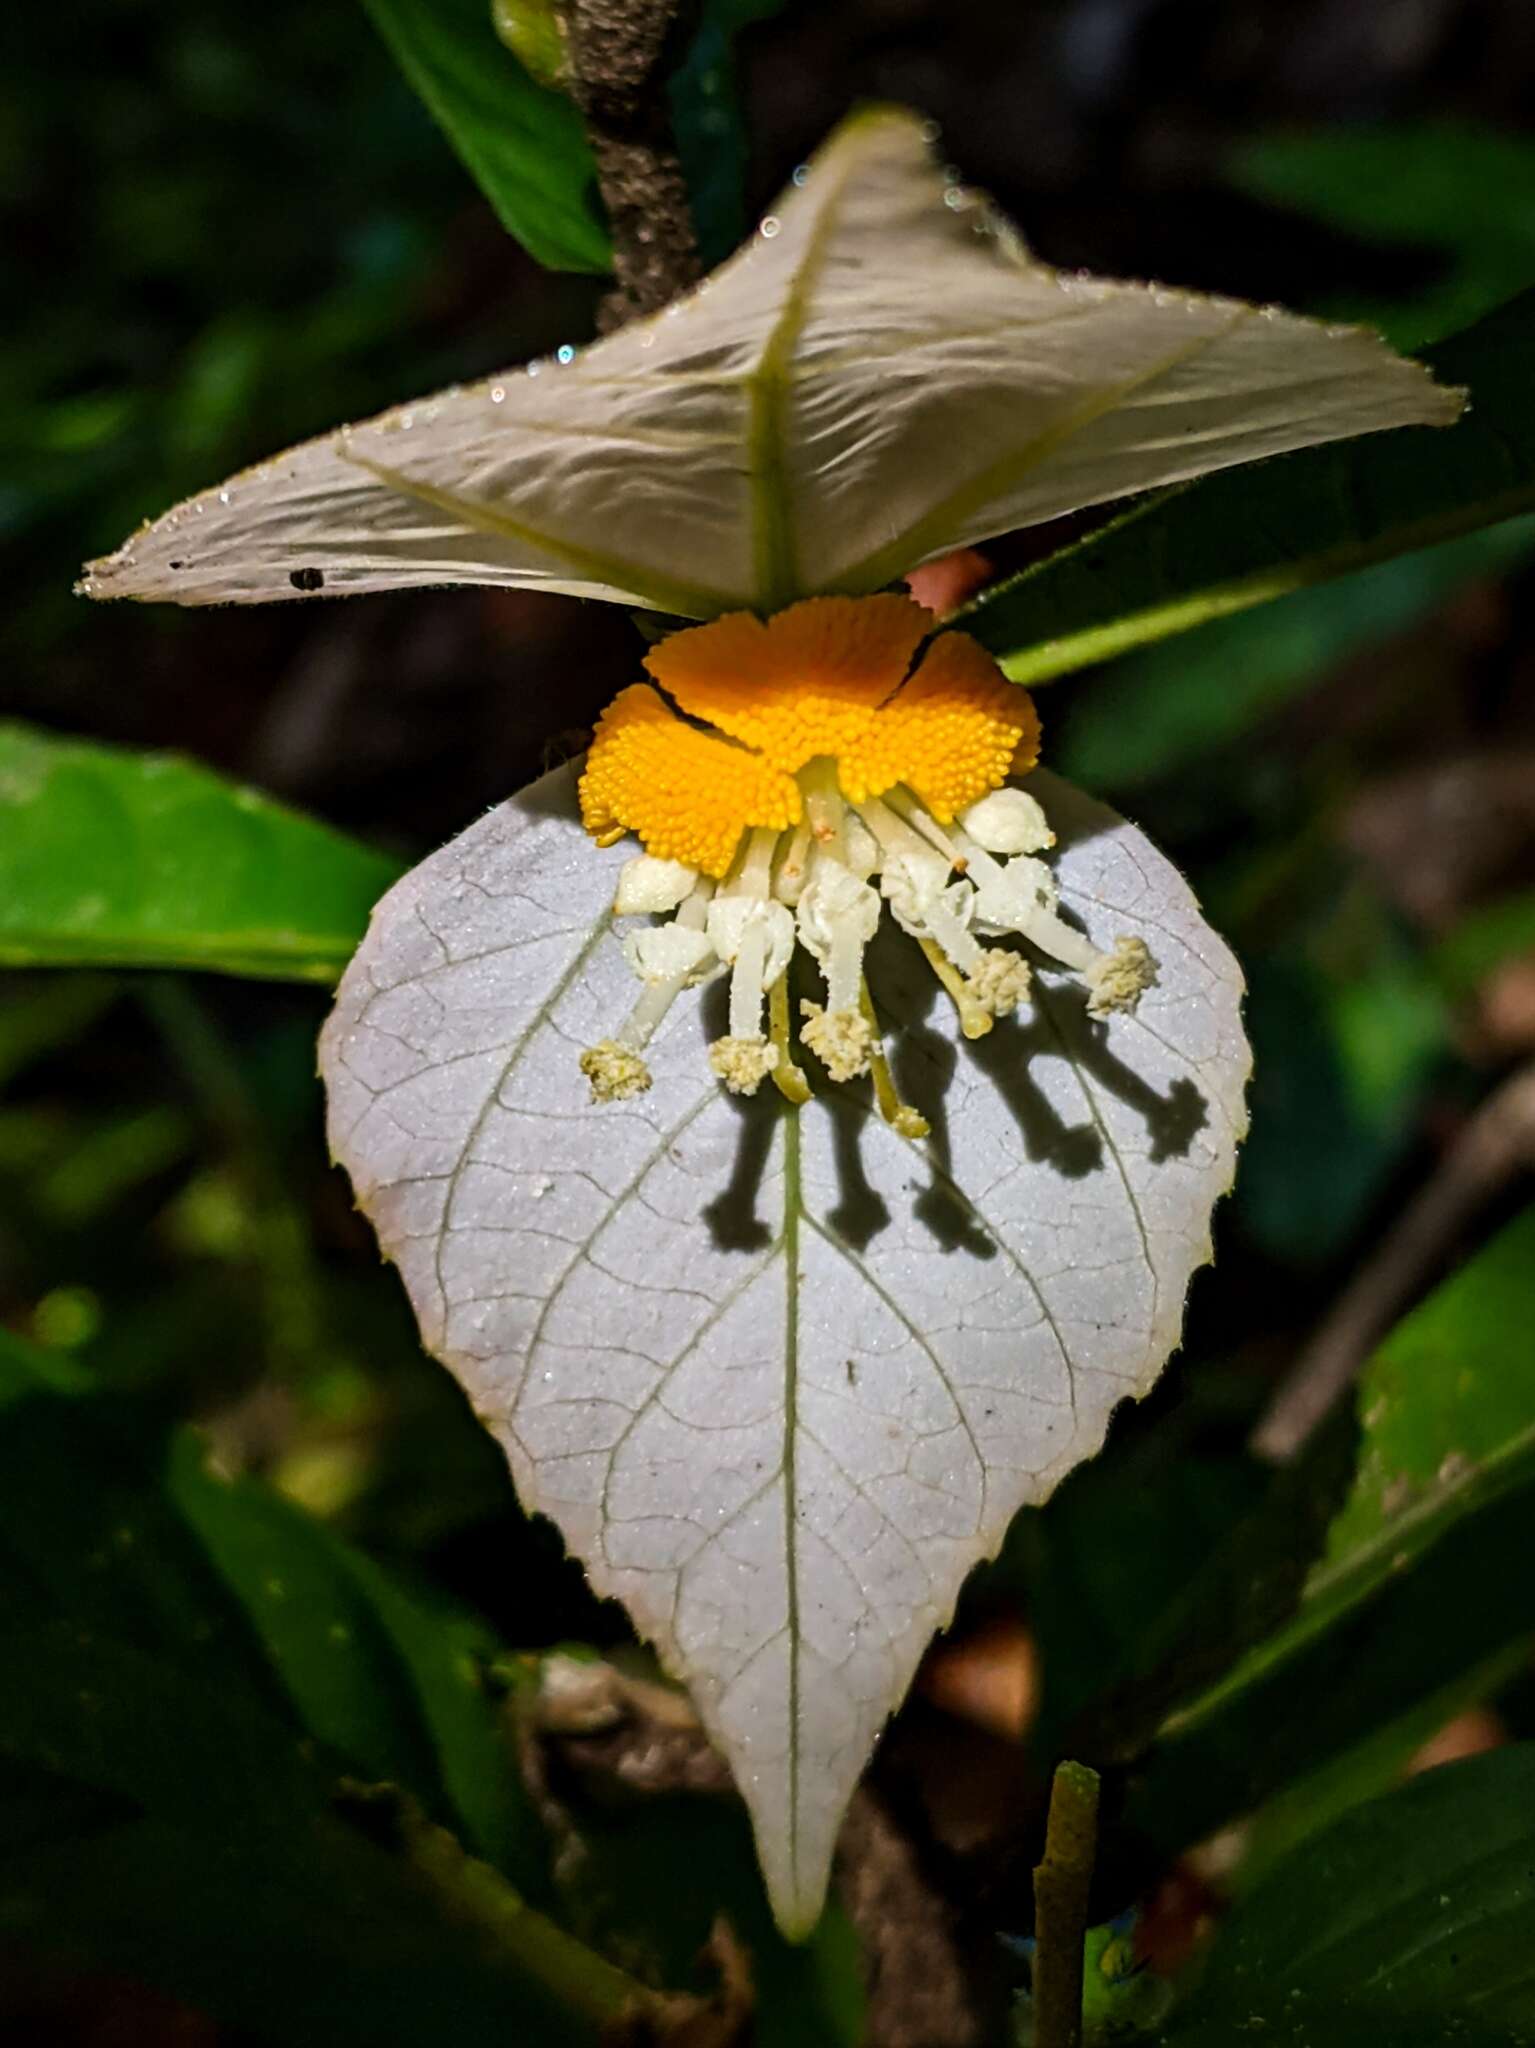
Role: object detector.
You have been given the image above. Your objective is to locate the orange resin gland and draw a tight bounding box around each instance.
[838,631,1040,821]
[580,684,801,878]
[579,595,1038,874]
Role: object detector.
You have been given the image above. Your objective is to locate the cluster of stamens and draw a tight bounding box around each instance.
[576,596,1157,1131]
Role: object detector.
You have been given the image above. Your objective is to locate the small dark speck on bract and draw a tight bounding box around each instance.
[290,567,324,592]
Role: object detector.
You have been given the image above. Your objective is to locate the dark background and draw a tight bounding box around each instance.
[4,1,1535,2036]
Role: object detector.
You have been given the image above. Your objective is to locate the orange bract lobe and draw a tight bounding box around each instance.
[646,595,932,773]
[580,685,800,878]
[580,597,1039,869]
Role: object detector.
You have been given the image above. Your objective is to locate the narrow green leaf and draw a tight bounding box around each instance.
[360,0,610,273]
[1124,1207,1535,1859]
[960,290,1535,684]
[0,1319,544,1889]
[0,722,401,981]
[1162,1748,1535,2044]
[1056,516,1535,793]
[171,1444,545,1891]
[1236,1642,1530,1891]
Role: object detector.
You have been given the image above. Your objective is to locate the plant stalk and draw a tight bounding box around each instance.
[1031,1760,1101,2048]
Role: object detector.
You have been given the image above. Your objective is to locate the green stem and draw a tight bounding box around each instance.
[340,1782,648,2035]
[1031,1760,1101,2048]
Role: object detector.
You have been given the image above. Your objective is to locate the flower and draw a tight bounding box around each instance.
[575,591,1155,1121]
[79,103,1464,1940]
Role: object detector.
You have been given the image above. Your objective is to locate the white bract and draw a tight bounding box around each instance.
[81,104,1463,1936]
[320,765,1248,1933]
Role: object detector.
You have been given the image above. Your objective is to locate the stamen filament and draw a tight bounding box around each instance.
[768,972,812,1104]
[800,758,848,862]
[918,935,993,1040]
[774,816,814,904]
[852,793,950,873]
[884,786,968,870]
[730,923,770,1039]
[919,892,985,977]
[617,877,716,1050]
[859,981,930,1139]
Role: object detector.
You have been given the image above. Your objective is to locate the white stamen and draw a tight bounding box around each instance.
[709,1035,781,1094]
[707,866,795,1042]
[796,855,880,1015]
[585,875,717,1098]
[958,788,1055,855]
[773,815,815,905]
[613,853,698,916]
[622,922,714,986]
[970,854,1058,938]
[800,1001,874,1081]
[1085,936,1158,1016]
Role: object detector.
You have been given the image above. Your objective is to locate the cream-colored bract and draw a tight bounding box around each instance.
[318,763,1250,1935]
[80,107,1462,619]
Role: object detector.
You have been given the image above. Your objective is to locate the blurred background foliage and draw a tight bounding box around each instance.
[6,1,1535,2043]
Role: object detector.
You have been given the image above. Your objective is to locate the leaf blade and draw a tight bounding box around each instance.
[0,721,401,982]
[359,0,609,274]
[1163,1748,1535,2042]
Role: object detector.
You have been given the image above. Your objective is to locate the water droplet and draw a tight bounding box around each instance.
[526,361,541,377]
[944,188,965,210]
[218,489,231,505]
[791,164,809,186]
[760,215,781,239]
[399,411,415,430]
[921,119,941,143]
[556,344,575,364]
[490,385,506,403]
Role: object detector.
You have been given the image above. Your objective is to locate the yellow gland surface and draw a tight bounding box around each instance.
[580,595,1039,874]
[836,632,1039,820]
[579,685,801,877]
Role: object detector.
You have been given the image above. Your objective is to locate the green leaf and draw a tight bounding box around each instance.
[1161,1748,1535,2045]
[0,1637,598,2048]
[1236,1641,1530,1892]
[1123,1207,1535,1860]
[0,721,401,981]
[170,1442,547,1893]
[0,1321,544,1888]
[0,1328,630,2043]
[359,0,610,274]
[1056,515,1535,793]
[960,289,1535,686]
[1229,122,1535,349]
